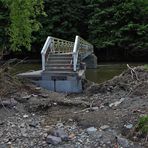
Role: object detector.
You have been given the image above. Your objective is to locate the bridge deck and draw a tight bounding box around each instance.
[17,70,42,79]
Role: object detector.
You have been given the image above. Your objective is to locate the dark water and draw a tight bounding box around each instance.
[11,63,41,75]
[86,63,145,83]
[85,64,127,84]
[12,63,144,84]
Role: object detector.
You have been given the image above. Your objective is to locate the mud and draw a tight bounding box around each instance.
[0,66,147,147]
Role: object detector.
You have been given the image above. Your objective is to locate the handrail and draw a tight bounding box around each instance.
[41,35,93,72]
[41,36,74,71]
[72,35,93,71]
[41,36,51,70]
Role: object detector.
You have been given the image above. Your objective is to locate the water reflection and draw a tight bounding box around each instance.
[86,64,127,84]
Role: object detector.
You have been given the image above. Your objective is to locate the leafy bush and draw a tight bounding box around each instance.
[144,65,148,70]
[137,115,148,134]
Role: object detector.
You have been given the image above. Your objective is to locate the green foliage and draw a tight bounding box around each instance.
[0,0,148,60]
[1,0,45,51]
[144,65,148,70]
[88,0,148,57]
[0,0,9,51]
[37,0,86,43]
[137,115,148,134]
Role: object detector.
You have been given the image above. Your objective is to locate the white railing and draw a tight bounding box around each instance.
[41,35,93,72]
[41,36,74,71]
[72,35,93,71]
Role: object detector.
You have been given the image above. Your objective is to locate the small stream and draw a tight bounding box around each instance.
[12,63,144,84]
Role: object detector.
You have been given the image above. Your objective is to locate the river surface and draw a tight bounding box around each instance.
[12,63,144,84]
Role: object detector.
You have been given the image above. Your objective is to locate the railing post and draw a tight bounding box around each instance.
[41,36,51,71]
[73,36,79,71]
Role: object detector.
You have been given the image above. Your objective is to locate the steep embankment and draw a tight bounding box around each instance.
[0,65,147,147]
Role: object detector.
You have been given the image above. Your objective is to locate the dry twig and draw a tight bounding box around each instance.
[127,64,139,80]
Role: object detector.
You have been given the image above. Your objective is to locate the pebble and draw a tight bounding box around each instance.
[86,127,97,135]
[109,98,125,107]
[46,135,62,145]
[91,107,99,111]
[56,123,64,128]
[53,128,69,141]
[124,124,133,129]
[22,95,31,99]
[68,133,76,140]
[23,114,29,118]
[100,125,110,130]
[117,136,129,148]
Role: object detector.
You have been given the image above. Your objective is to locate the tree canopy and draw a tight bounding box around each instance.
[0,0,45,51]
[88,0,148,57]
[0,0,148,60]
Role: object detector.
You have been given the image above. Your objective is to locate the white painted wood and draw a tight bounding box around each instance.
[41,35,93,72]
[72,35,93,71]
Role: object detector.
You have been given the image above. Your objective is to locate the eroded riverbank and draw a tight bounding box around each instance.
[0,66,148,147]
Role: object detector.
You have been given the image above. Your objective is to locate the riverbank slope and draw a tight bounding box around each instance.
[0,66,147,147]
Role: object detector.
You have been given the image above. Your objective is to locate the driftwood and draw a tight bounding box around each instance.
[127,64,139,80]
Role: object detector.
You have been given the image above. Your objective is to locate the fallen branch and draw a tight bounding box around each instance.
[127,64,139,81]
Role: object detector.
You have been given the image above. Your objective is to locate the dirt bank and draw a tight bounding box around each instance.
[0,66,147,147]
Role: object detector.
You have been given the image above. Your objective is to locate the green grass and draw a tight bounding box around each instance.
[144,64,148,70]
[137,115,148,134]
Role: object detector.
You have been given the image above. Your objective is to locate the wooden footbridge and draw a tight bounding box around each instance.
[19,36,97,92]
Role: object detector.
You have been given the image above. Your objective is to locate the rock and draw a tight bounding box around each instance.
[68,133,76,140]
[56,123,64,128]
[0,121,5,125]
[91,107,99,111]
[21,128,27,137]
[20,123,25,128]
[32,94,38,97]
[86,127,97,135]
[117,137,129,148]
[0,144,8,148]
[35,87,41,90]
[1,98,17,108]
[22,95,31,99]
[53,102,57,106]
[109,98,125,107]
[40,94,48,98]
[46,135,62,145]
[23,114,29,118]
[29,122,38,128]
[100,125,110,130]
[53,128,69,141]
[124,124,133,129]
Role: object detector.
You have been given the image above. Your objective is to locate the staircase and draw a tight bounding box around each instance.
[45,53,74,73]
[40,36,94,92]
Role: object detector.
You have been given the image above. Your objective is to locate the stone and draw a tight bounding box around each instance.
[68,133,76,140]
[86,127,97,135]
[91,107,99,111]
[0,144,8,148]
[53,128,69,141]
[21,128,27,137]
[22,95,31,99]
[20,123,25,128]
[32,94,38,97]
[46,135,62,145]
[1,98,17,108]
[56,123,64,128]
[23,114,29,118]
[100,125,110,130]
[109,98,125,107]
[124,124,133,129]
[117,137,129,148]
[0,121,5,125]
[29,122,38,128]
